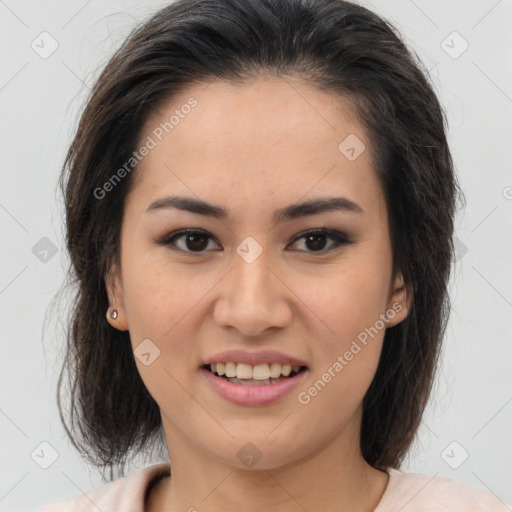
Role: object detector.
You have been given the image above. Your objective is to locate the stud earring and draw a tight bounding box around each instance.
[110,309,118,320]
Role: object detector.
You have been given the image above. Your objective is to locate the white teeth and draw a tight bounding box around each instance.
[225,362,237,378]
[269,362,282,379]
[252,363,270,380]
[281,364,292,377]
[208,362,303,380]
[236,363,253,379]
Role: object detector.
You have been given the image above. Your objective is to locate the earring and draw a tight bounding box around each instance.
[107,288,118,320]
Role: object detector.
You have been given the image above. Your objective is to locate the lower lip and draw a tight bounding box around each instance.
[199,367,309,406]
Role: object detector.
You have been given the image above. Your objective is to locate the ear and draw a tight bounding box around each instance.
[385,270,412,328]
[105,262,129,331]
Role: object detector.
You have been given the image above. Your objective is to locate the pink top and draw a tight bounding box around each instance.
[38,463,510,511]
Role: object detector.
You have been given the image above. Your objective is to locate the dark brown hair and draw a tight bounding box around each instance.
[55,0,463,480]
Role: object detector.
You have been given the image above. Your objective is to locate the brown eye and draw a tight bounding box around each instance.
[156,228,352,256]
[157,229,220,253]
[181,232,210,251]
[288,229,352,253]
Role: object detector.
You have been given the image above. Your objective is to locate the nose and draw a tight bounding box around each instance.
[213,247,293,338]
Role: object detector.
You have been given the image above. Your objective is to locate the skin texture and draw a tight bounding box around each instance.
[106,76,411,511]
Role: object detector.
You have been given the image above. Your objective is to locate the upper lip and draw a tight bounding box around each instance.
[203,349,308,367]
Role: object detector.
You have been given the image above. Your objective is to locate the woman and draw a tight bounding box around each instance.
[39,0,509,510]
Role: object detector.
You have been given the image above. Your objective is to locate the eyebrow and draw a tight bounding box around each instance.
[146,195,363,222]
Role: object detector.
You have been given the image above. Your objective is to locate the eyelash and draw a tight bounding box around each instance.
[155,228,352,256]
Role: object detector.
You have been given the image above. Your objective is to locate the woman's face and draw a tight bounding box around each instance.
[107,76,409,470]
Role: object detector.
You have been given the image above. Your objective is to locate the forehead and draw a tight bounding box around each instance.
[130,76,384,217]
[143,75,362,157]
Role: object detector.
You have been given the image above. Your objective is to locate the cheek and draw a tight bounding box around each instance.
[294,259,391,347]
[120,248,223,376]
[119,251,203,405]
[291,256,391,410]
[294,273,387,428]
[121,246,200,338]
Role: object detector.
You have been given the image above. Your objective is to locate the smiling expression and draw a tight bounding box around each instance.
[106,75,409,470]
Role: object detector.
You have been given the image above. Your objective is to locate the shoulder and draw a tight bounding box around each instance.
[37,463,171,512]
[375,468,511,512]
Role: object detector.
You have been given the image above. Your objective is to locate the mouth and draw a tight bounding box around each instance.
[201,362,308,386]
[200,350,310,405]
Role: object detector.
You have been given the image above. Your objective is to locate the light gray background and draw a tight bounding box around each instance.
[1,0,511,510]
